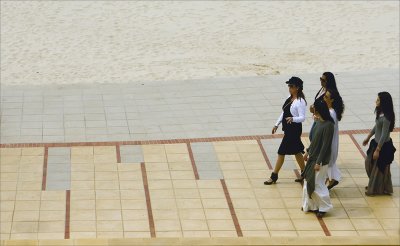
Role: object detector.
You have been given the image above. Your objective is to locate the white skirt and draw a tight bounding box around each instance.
[302,165,333,213]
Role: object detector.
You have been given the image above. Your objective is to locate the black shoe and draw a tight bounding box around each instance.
[327,180,339,190]
[264,172,278,185]
[316,211,326,218]
[295,177,304,182]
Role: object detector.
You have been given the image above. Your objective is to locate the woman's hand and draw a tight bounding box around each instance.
[362,138,369,146]
[272,126,278,134]
[285,117,293,124]
[309,105,315,114]
[314,163,320,171]
[303,152,309,161]
[373,149,380,160]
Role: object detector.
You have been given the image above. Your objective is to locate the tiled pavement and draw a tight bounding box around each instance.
[1,69,399,245]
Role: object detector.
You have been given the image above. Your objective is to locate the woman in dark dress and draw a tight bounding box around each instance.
[363,92,396,196]
[264,77,307,185]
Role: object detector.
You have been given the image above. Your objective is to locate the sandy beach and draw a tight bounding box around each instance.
[1,1,399,85]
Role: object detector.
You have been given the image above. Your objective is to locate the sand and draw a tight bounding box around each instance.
[1,1,399,85]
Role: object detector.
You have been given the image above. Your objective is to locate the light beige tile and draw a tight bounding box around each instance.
[149,189,174,199]
[39,210,66,222]
[41,190,66,201]
[207,219,235,231]
[180,220,208,231]
[1,211,13,222]
[198,188,225,199]
[1,148,21,156]
[22,147,44,156]
[297,230,326,236]
[154,220,181,231]
[196,180,222,189]
[95,190,121,200]
[145,162,169,172]
[11,221,38,233]
[124,231,151,238]
[378,219,400,230]
[93,146,116,156]
[70,200,95,210]
[261,209,290,220]
[19,156,43,165]
[219,162,245,170]
[17,181,42,191]
[239,219,267,231]
[119,180,144,190]
[152,209,179,220]
[168,162,193,171]
[209,230,237,237]
[66,210,95,221]
[96,220,123,232]
[232,198,259,209]
[269,230,298,237]
[357,230,386,236]
[164,144,188,154]
[226,189,255,199]
[96,231,123,238]
[156,231,182,237]
[70,220,96,232]
[345,207,375,219]
[323,218,355,231]
[122,220,149,231]
[351,218,383,230]
[96,210,122,221]
[174,189,200,199]
[329,230,358,236]
[0,156,21,165]
[71,146,93,156]
[173,180,198,189]
[95,171,119,181]
[166,153,190,162]
[10,233,38,239]
[170,170,195,180]
[182,230,210,238]
[178,209,206,220]
[96,199,121,210]
[122,210,148,220]
[71,180,95,190]
[1,172,19,182]
[292,219,322,231]
[265,219,295,231]
[1,201,15,211]
[235,209,263,220]
[176,199,203,209]
[71,172,95,181]
[70,190,95,200]
[120,189,145,200]
[40,200,65,211]
[15,200,40,211]
[13,210,40,222]
[38,221,65,233]
[151,199,177,210]
[239,152,265,162]
[148,180,173,190]
[16,190,42,201]
[217,153,242,162]
[95,180,120,190]
[242,230,270,237]
[69,231,96,238]
[118,171,142,181]
[37,232,64,239]
[94,162,117,171]
[121,200,147,210]
[18,172,42,182]
[204,209,231,220]
[1,222,12,233]
[71,164,94,172]
[202,199,228,209]
[373,207,400,219]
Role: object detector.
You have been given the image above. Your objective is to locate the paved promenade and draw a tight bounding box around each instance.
[0,69,399,245]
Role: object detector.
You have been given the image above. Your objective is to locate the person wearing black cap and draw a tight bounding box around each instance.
[264,76,307,185]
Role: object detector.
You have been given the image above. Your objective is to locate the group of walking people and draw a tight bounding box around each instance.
[264,72,396,218]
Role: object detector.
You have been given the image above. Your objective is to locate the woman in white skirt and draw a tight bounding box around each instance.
[302,100,334,217]
[323,89,345,190]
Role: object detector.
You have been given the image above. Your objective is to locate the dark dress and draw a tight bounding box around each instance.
[309,88,325,141]
[278,97,304,155]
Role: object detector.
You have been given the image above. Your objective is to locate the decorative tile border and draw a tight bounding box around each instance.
[1,128,397,149]
[257,139,273,170]
[349,134,367,159]
[141,162,156,237]
[65,190,71,239]
[186,143,199,180]
[41,147,49,191]
[220,179,243,237]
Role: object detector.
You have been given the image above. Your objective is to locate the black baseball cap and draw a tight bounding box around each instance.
[286,76,303,89]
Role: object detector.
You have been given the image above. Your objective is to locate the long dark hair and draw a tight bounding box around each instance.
[376,91,395,132]
[314,100,334,124]
[323,72,339,92]
[297,86,307,105]
[327,89,345,121]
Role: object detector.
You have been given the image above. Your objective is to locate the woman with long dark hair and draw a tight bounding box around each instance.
[309,72,339,141]
[363,92,396,196]
[323,89,345,190]
[302,100,335,218]
[264,77,307,185]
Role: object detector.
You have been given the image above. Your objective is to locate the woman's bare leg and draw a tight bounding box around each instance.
[294,153,305,171]
[273,154,285,173]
